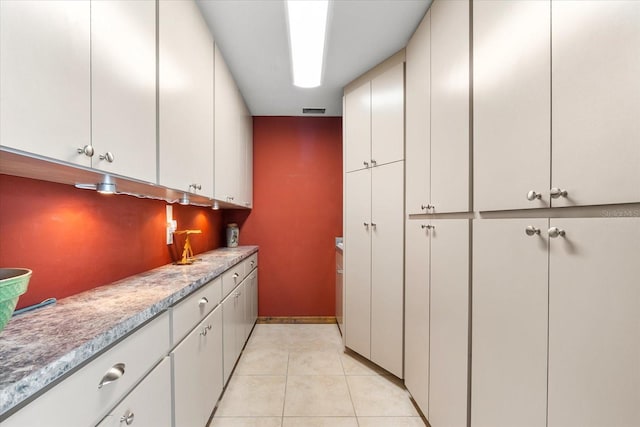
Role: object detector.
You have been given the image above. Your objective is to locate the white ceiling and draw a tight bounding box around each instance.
[196,0,432,117]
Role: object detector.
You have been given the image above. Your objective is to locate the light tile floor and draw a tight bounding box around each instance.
[211,324,426,427]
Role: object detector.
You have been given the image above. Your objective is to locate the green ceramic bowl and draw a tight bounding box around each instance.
[0,268,32,333]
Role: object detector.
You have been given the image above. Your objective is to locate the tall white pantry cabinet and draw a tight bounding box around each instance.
[343,60,405,378]
[339,1,640,427]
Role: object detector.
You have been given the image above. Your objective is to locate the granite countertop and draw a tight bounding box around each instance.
[0,246,258,418]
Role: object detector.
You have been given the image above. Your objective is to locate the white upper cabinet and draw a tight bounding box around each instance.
[91,0,156,183]
[158,0,214,198]
[430,0,470,213]
[0,1,91,166]
[344,81,372,173]
[214,44,253,208]
[345,65,404,174]
[474,0,551,211]
[371,62,405,168]
[551,1,640,207]
[474,0,640,210]
[405,9,431,215]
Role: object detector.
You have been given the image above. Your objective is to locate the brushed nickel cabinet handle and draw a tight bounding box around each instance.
[98,363,125,389]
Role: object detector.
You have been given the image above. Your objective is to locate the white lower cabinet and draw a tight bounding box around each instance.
[97,357,172,427]
[172,306,223,427]
[404,219,470,423]
[426,220,470,427]
[472,218,640,427]
[344,161,404,378]
[472,219,548,427]
[404,220,431,414]
[547,218,640,427]
[222,281,246,384]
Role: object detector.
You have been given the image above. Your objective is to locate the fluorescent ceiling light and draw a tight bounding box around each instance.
[286,0,329,88]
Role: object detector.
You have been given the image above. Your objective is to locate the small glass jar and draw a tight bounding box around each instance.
[226,223,239,247]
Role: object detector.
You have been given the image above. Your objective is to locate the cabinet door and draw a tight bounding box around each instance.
[472,219,548,427]
[158,0,214,197]
[97,357,171,427]
[222,291,239,384]
[214,44,239,203]
[173,306,223,427]
[344,81,371,173]
[370,161,404,377]
[241,101,254,208]
[371,63,404,167]
[344,169,372,358]
[91,1,156,183]
[473,0,550,211]
[235,281,248,353]
[404,219,430,413]
[551,2,640,206]
[430,0,470,213]
[428,219,469,427]
[405,10,431,215]
[0,0,90,166]
[548,218,640,427]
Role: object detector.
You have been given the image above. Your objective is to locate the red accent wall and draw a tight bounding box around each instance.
[225,116,343,317]
[0,174,223,309]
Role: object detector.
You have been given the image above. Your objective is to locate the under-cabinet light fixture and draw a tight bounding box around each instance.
[74,174,117,195]
[286,0,329,88]
[178,194,190,206]
[212,201,220,210]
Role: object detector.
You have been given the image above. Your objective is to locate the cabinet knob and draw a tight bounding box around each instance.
[99,151,115,163]
[233,272,239,280]
[420,224,434,230]
[98,363,125,389]
[363,161,369,167]
[199,297,209,307]
[421,204,433,210]
[548,227,566,238]
[189,183,202,192]
[550,187,568,198]
[77,145,94,157]
[371,159,377,166]
[525,226,541,236]
[370,223,377,229]
[120,410,135,425]
[363,222,369,228]
[527,190,542,201]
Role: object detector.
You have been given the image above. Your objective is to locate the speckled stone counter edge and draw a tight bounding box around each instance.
[0,246,258,417]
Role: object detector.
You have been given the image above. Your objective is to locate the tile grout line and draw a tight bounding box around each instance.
[339,345,361,426]
[281,349,290,426]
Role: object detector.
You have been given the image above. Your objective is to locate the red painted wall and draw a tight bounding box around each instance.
[0,174,223,309]
[225,116,343,317]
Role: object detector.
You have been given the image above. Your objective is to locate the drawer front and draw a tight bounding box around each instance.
[245,253,258,276]
[222,263,245,298]
[3,312,170,427]
[171,277,222,345]
[96,357,171,427]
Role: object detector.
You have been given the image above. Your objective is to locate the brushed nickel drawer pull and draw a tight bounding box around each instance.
[98,363,125,389]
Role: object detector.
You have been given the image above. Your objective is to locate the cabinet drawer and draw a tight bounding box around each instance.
[3,312,170,427]
[245,253,258,276]
[96,357,171,427]
[222,263,245,298]
[171,277,222,346]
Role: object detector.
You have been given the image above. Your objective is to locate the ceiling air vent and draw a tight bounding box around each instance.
[302,108,326,114]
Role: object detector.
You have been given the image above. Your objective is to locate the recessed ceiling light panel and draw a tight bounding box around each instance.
[286,0,329,88]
